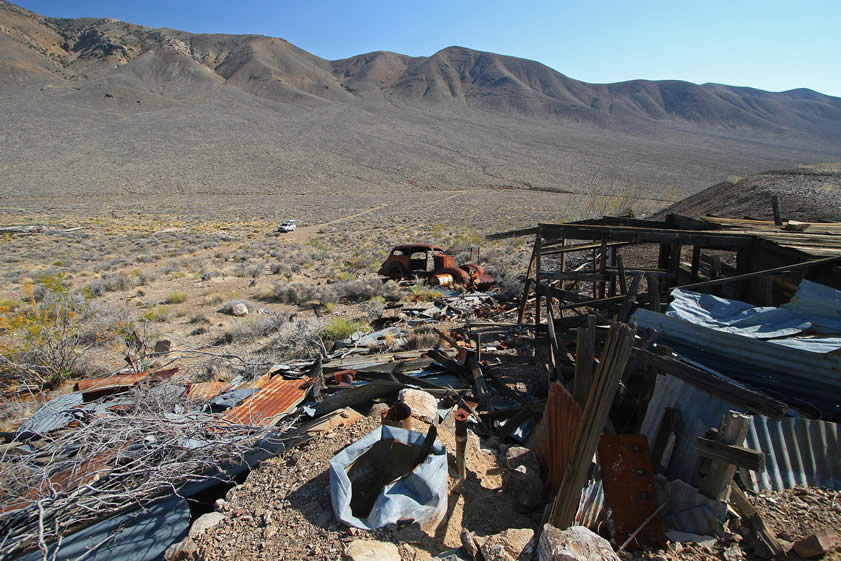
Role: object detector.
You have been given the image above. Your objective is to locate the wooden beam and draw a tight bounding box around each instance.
[677,254,841,291]
[730,485,786,560]
[540,240,632,255]
[539,223,755,249]
[618,273,643,322]
[772,195,783,226]
[573,315,596,406]
[696,437,765,472]
[632,349,788,419]
[697,411,752,501]
[486,226,540,240]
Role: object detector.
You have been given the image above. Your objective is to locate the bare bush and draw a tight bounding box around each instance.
[0,383,292,558]
[218,313,291,345]
[219,299,256,315]
[260,317,324,359]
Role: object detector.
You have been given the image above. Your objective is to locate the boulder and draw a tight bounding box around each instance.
[792,532,841,559]
[503,447,543,510]
[476,528,535,561]
[163,536,198,561]
[538,524,620,561]
[188,511,225,539]
[397,388,438,423]
[344,540,401,561]
[231,303,249,317]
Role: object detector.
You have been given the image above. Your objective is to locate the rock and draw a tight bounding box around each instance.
[188,512,226,539]
[164,536,198,560]
[344,539,401,561]
[368,402,389,419]
[154,339,172,354]
[397,388,438,423]
[461,529,480,560]
[792,533,841,559]
[503,447,543,510]
[478,528,535,561]
[538,524,619,561]
[505,446,536,470]
[231,303,249,317]
[306,407,364,434]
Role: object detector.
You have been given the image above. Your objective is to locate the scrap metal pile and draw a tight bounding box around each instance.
[5,212,841,560]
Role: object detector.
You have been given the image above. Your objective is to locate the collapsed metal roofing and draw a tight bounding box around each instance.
[222,375,312,427]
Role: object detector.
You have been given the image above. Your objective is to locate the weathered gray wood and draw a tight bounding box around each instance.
[618,273,643,322]
[691,246,701,282]
[573,315,596,406]
[730,485,786,560]
[539,223,755,249]
[549,321,637,529]
[772,195,783,226]
[697,411,752,500]
[647,272,660,312]
[617,254,627,295]
[696,437,765,472]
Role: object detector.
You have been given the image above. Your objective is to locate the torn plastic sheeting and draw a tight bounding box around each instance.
[15,495,190,561]
[330,425,447,531]
[667,288,812,339]
[781,279,841,334]
[338,327,407,349]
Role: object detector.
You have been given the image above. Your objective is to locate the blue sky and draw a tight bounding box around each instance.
[13,0,841,97]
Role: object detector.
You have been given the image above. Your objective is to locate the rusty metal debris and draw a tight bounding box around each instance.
[378,243,495,289]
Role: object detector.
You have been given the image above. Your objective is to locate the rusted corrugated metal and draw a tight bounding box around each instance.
[745,415,841,491]
[76,368,180,401]
[183,382,232,401]
[533,382,583,495]
[222,375,312,427]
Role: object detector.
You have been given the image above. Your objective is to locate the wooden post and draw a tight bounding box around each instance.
[691,246,701,282]
[697,410,752,501]
[618,273,643,322]
[535,233,543,336]
[608,245,617,297]
[592,247,598,299]
[772,195,783,226]
[573,315,596,406]
[617,254,627,295]
[599,239,608,299]
[647,272,660,312]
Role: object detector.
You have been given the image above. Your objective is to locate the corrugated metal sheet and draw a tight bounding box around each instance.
[222,375,312,427]
[640,374,746,483]
[633,308,841,419]
[575,478,604,529]
[76,368,180,401]
[15,391,84,437]
[16,496,190,561]
[745,416,841,491]
[655,477,728,536]
[533,382,583,495]
[183,381,232,401]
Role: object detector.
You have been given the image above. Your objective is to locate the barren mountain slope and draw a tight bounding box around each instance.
[2,1,841,214]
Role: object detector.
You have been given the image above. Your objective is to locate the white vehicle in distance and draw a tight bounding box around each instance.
[277,219,297,232]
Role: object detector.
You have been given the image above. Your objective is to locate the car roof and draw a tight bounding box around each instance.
[393,244,444,252]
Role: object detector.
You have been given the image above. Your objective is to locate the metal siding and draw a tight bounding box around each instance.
[640,374,745,483]
[222,375,311,427]
[633,309,841,419]
[183,381,232,401]
[533,383,583,495]
[745,416,841,491]
[15,392,84,436]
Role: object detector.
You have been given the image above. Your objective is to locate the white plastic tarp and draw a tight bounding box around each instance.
[330,425,447,531]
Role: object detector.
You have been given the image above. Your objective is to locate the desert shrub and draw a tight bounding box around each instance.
[233,262,263,279]
[164,292,188,305]
[366,295,386,320]
[261,317,324,359]
[200,270,221,281]
[319,317,367,343]
[142,305,171,323]
[0,274,90,389]
[193,357,235,382]
[78,302,133,346]
[220,299,256,315]
[263,282,322,305]
[408,282,445,302]
[269,263,291,275]
[137,271,159,286]
[218,313,290,345]
[401,325,440,350]
[87,272,135,296]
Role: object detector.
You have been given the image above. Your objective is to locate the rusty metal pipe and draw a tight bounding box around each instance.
[454,408,469,480]
[382,401,412,429]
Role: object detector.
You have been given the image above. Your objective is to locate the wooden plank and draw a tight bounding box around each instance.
[697,411,752,500]
[647,272,660,312]
[632,349,788,419]
[539,223,755,249]
[466,351,493,411]
[677,254,841,291]
[573,315,596,406]
[486,226,540,240]
[618,273,643,322]
[696,437,765,472]
[540,240,631,256]
[691,246,701,282]
[549,321,637,529]
[617,254,627,295]
[538,270,610,281]
[730,485,786,560]
[772,195,783,226]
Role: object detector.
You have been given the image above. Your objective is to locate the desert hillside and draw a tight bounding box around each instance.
[1,0,841,217]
